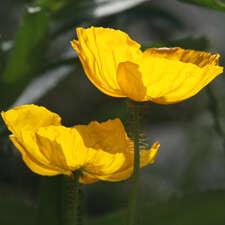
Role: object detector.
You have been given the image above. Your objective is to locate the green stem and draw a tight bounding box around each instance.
[71,170,80,225]
[206,85,225,157]
[127,101,140,225]
[206,85,225,138]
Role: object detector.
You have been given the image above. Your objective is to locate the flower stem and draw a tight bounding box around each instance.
[71,170,80,225]
[127,101,140,225]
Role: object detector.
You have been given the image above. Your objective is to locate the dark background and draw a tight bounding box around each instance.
[1,0,225,224]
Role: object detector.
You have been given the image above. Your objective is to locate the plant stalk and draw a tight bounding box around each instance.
[127,101,140,225]
[71,170,80,225]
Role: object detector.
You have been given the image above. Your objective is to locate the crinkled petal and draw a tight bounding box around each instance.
[75,118,129,155]
[1,104,62,141]
[72,27,223,104]
[144,47,220,67]
[1,105,63,170]
[71,26,143,97]
[118,57,223,104]
[10,135,67,176]
[2,102,160,183]
[36,126,93,171]
[90,141,160,182]
[36,120,129,176]
[79,172,100,184]
[75,119,130,174]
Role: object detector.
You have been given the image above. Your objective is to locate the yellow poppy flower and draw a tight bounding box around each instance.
[1,105,159,184]
[71,26,223,104]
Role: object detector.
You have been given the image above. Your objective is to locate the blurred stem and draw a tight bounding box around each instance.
[206,85,225,138]
[127,101,140,225]
[71,170,80,225]
[206,85,225,157]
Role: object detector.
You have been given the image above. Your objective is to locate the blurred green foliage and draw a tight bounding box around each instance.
[178,0,225,11]
[86,189,225,225]
[2,188,225,225]
[0,0,225,224]
[0,8,48,109]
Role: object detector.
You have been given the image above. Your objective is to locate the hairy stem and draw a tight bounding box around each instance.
[127,101,140,225]
[71,170,80,225]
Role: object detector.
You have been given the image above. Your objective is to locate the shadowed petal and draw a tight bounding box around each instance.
[91,141,160,182]
[1,105,63,169]
[10,135,67,176]
[36,120,131,182]
[75,118,129,155]
[36,126,94,172]
[79,172,100,184]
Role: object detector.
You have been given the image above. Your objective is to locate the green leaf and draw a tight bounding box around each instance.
[86,189,225,225]
[141,36,208,51]
[2,7,48,83]
[177,0,225,12]
[0,7,48,110]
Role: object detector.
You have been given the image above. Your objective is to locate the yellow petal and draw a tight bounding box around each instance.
[140,141,160,166]
[117,61,147,102]
[2,103,160,183]
[72,27,223,104]
[35,119,131,183]
[75,118,129,155]
[10,135,66,176]
[36,120,129,176]
[36,126,92,171]
[119,56,223,104]
[71,26,142,97]
[1,104,61,141]
[79,172,100,184]
[91,141,160,182]
[1,105,63,173]
[75,119,130,175]
[142,48,223,103]
[144,47,220,67]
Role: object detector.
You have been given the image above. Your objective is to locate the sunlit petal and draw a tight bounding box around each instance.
[144,47,220,67]
[2,105,159,184]
[91,141,160,182]
[1,104,61,141]
[71,26,142,97]
[72,27,223,103]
